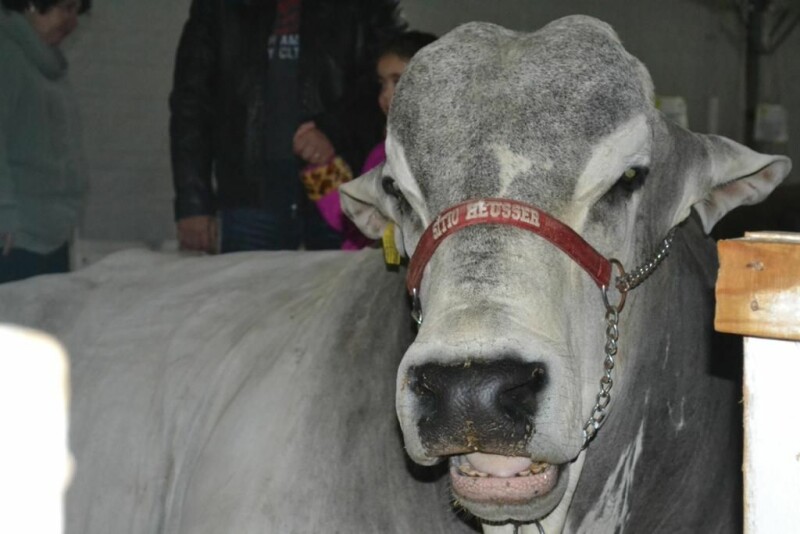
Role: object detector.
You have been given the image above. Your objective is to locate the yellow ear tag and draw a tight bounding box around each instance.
[382,223,401,266]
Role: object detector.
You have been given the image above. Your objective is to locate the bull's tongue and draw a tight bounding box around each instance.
[465,453,532,477]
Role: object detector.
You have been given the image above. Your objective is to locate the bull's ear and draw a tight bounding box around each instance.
[685,135,791,233]
[340,165,395,239]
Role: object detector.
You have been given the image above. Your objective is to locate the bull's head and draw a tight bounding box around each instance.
[341,16,790,530]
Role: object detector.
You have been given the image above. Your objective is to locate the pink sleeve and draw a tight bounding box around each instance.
[316,189,374,250]
[360,141,387,174]
[315,142,385,250]
[316,190,345,233]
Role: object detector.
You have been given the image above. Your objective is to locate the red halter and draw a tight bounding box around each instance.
[406,198,613,296]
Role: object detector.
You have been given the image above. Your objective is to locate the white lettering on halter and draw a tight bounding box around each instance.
[432,209,461,240]
[464,200,540,227]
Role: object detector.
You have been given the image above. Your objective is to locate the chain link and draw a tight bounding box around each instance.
[581,228,675,450]
[615,228,676,293]
[581,305,619,449]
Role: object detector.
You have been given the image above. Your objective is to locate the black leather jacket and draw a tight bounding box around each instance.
[169,0,405,219]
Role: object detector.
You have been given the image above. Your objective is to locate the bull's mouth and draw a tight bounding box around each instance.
[449,452,570,522]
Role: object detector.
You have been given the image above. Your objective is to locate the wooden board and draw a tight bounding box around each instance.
[715,232,800,341]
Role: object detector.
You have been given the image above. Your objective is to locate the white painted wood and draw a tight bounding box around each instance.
[744,336,800,534]
[0,325,72,534]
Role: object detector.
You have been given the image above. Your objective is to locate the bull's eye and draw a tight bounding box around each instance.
[381,176,411,215]
[617,166,649,192]
[382,177,403,199]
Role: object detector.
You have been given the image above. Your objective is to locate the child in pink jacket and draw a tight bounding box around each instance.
[316,31,437,249]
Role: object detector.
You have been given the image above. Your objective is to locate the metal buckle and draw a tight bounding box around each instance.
[410,287,423,326]
[601,258,627,313]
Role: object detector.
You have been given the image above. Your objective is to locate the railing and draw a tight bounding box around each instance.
[715,231,800,534]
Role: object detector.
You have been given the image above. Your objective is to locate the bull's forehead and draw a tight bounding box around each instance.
[391,16,655,215]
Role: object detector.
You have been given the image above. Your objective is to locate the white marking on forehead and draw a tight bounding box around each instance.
[385,131,430,226]
[573,114,651,204]
[491,143,535,197]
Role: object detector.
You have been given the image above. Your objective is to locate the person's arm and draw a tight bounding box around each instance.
[169,0,219,220]
[293,120,335,166]
[310,0,406,168]
[169,0,220,251]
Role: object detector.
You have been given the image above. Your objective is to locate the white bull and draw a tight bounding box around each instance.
[0,249,475,533]
[341,16,792,533]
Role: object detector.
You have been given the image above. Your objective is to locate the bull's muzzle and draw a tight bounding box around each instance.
[406,359,547,457]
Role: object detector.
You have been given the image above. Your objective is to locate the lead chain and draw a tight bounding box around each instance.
[616,228,675,293]
[581,305,619,449]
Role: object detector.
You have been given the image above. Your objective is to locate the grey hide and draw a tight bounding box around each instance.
[0,249,478,533]
[341,15,791,533]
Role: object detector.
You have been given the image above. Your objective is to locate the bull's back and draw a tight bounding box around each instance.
[0,249,475,533]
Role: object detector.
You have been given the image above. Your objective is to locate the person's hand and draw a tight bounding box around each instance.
[293,121,335,166]
[176,215,217,254]
[1,232,12,256]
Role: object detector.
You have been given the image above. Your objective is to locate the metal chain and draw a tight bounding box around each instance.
[615,228,676,293]
[581,228,675,449]
[581,305,619,449]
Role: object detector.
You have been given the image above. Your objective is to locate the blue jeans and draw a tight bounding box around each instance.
[0,243,70,283]
[220,203,341,252]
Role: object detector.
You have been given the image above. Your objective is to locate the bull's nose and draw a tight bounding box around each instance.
[406,359,547,457]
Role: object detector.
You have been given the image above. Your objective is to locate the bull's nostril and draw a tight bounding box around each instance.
[498,366,546,420]
[408,370,438,421]
[406,359,548,456]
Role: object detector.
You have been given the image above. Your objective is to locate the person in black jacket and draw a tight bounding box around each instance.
[169,0,405,253]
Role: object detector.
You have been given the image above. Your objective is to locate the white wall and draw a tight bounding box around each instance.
[64,0,192,246]
[62,0,798,247]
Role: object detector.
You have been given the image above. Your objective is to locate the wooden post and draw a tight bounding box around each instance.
[716,232,800,339]
[715,232,800,534]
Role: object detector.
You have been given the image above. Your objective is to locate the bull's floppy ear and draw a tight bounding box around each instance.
[686,135,791,233]
[340,166,395,239]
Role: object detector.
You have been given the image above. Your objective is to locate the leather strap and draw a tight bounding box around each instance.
[406,198,612,295]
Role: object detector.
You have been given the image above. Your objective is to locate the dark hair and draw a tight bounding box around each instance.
[380,30,437,62]
[1,0,91,14]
